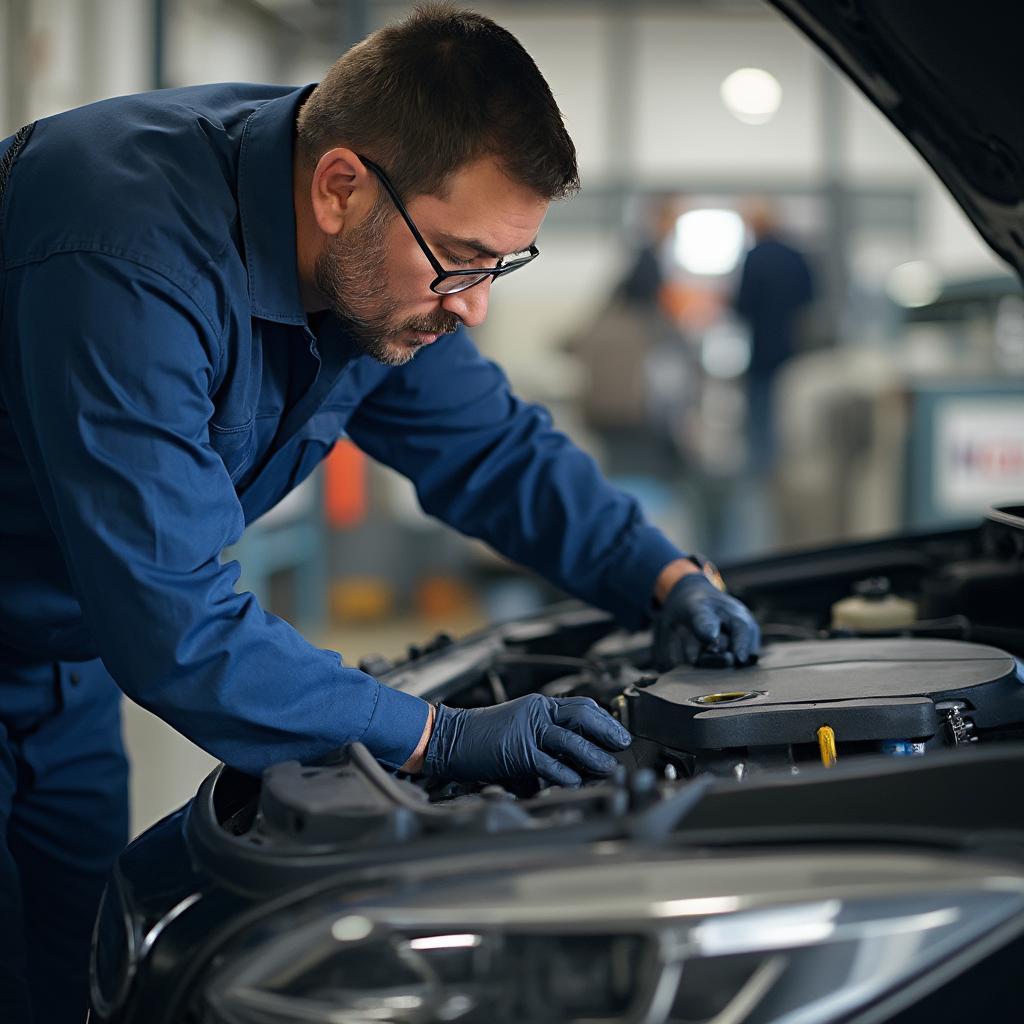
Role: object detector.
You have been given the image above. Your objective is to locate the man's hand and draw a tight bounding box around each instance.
[420,694,632,787]
[653,572,760,670]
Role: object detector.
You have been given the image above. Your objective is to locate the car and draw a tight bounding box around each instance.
[90,503,1024,1024]
[89,3,1024,1023]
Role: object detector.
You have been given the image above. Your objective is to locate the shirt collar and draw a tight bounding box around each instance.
[237,84,316,325]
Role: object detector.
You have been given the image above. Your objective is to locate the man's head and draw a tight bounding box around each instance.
[294,3,579,366]
[743,198,781,243]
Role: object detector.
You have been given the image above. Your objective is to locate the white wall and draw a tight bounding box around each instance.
[634,15,823,182]
[167,0,288,86]
[483,12,611,180]
[921,175,1006,278]
[2,0,151,132]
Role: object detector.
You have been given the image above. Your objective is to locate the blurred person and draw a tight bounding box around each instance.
[0,7,759,1019]
[734,200,816,474]
[616,198,678,308]
[573,199,698,477]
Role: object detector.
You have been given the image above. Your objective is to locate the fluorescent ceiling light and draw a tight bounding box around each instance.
[721,67,783,125]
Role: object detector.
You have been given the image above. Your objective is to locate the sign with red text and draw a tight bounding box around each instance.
[935,400,1024,514]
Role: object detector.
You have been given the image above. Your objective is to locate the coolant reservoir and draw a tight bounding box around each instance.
[831,577,917,630]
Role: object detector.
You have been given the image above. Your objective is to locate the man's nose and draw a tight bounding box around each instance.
[440,276,492,329]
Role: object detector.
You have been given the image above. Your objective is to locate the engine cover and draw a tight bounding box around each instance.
[626,638,1021,752]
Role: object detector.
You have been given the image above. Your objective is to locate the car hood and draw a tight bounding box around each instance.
[769,0,1024,283]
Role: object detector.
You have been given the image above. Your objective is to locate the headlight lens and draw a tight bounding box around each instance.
[216,930,651,1022]
[204,849,1024,1024]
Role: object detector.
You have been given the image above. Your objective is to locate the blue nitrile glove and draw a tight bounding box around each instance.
[653,574,760,670]
[423,694,632,788]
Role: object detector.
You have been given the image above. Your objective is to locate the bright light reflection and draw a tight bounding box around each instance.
[652,895,743,918]
[692,899,842,956]
[721,67,782,125]
[349,1000,423,1020]
[375,996,423,1009]
[702,322,751,379]
[674,209,746,276]
[886,260,942,308]
[408,933,482,951]
[331,915,374,942]
[857,907,960,939]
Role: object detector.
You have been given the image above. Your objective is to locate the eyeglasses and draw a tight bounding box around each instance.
[358,155,540,295]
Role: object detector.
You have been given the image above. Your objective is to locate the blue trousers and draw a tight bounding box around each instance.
[0,657,129,1024]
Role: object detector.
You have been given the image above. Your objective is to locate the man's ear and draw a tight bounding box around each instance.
[310,148,371,236]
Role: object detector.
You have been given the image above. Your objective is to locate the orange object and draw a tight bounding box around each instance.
[330,578,395,622]
[324,438,366,528]
[660,281,724,331]
[415,575,475,620]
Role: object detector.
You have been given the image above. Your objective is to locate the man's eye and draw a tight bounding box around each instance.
[444,251,478,268]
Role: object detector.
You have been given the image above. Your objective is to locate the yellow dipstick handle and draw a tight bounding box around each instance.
[817,725,838,768]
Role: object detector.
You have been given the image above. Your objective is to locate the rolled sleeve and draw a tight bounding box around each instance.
[358,682,430,771]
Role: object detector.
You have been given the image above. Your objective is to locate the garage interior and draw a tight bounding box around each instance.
[2,0,1021,839]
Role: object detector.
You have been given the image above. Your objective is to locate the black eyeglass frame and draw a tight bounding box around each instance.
[358,155,540,295]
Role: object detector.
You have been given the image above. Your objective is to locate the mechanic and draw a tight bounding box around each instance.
[0,5,758,1020]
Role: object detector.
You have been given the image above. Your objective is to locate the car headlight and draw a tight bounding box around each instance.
[203,847,1024,1024]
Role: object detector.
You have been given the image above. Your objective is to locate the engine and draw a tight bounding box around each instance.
[542,633,1024,780]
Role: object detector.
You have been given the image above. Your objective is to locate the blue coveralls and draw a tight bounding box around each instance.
[0,84,682,1020]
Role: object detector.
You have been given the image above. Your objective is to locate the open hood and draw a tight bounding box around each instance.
[769,0,1024,283]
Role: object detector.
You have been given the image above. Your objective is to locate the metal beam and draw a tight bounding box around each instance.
[818,57,850,338]
[335,0,370,51]
[152,0,168,90]
[3,0,32,134]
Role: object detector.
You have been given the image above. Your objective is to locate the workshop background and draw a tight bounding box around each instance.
[2,0,1022,835]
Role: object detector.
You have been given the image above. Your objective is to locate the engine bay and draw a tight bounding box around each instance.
[211,506,1024,851]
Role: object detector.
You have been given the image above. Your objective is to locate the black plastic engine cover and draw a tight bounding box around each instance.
[626,638,1021,751]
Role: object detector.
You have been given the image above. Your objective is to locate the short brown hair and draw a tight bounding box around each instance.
[296,3,579,202]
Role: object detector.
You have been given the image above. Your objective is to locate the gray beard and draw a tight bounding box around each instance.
[313,204,461,367]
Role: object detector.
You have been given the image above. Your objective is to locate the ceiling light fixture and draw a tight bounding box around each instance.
[674,209,746,276]
[721,67,783,125]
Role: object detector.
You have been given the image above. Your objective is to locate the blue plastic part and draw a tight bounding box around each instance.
[880,740,926,757]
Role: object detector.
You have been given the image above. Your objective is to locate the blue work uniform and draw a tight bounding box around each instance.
[0,84,682,1020]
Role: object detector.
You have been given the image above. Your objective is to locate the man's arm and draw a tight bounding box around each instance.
[348,330,759,671]
[347,329,687,633]
[2,253,429,775]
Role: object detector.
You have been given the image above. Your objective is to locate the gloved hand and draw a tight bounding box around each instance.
[423,694,632,788]
[653,573,760,670]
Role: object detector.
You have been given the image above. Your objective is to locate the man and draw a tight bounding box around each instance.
[0,5,758,1020]
[734,200,816,474]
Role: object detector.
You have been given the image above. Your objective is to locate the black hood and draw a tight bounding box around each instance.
[768,0,1024,283]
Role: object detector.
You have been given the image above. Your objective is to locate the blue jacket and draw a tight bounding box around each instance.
[0,84,682,774]
[735,235,815,378]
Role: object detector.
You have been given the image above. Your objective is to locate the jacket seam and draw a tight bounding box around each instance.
[3,245,224,346]
[0,123,37,263]
[237,108,260,317]
[209,417,255,435]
